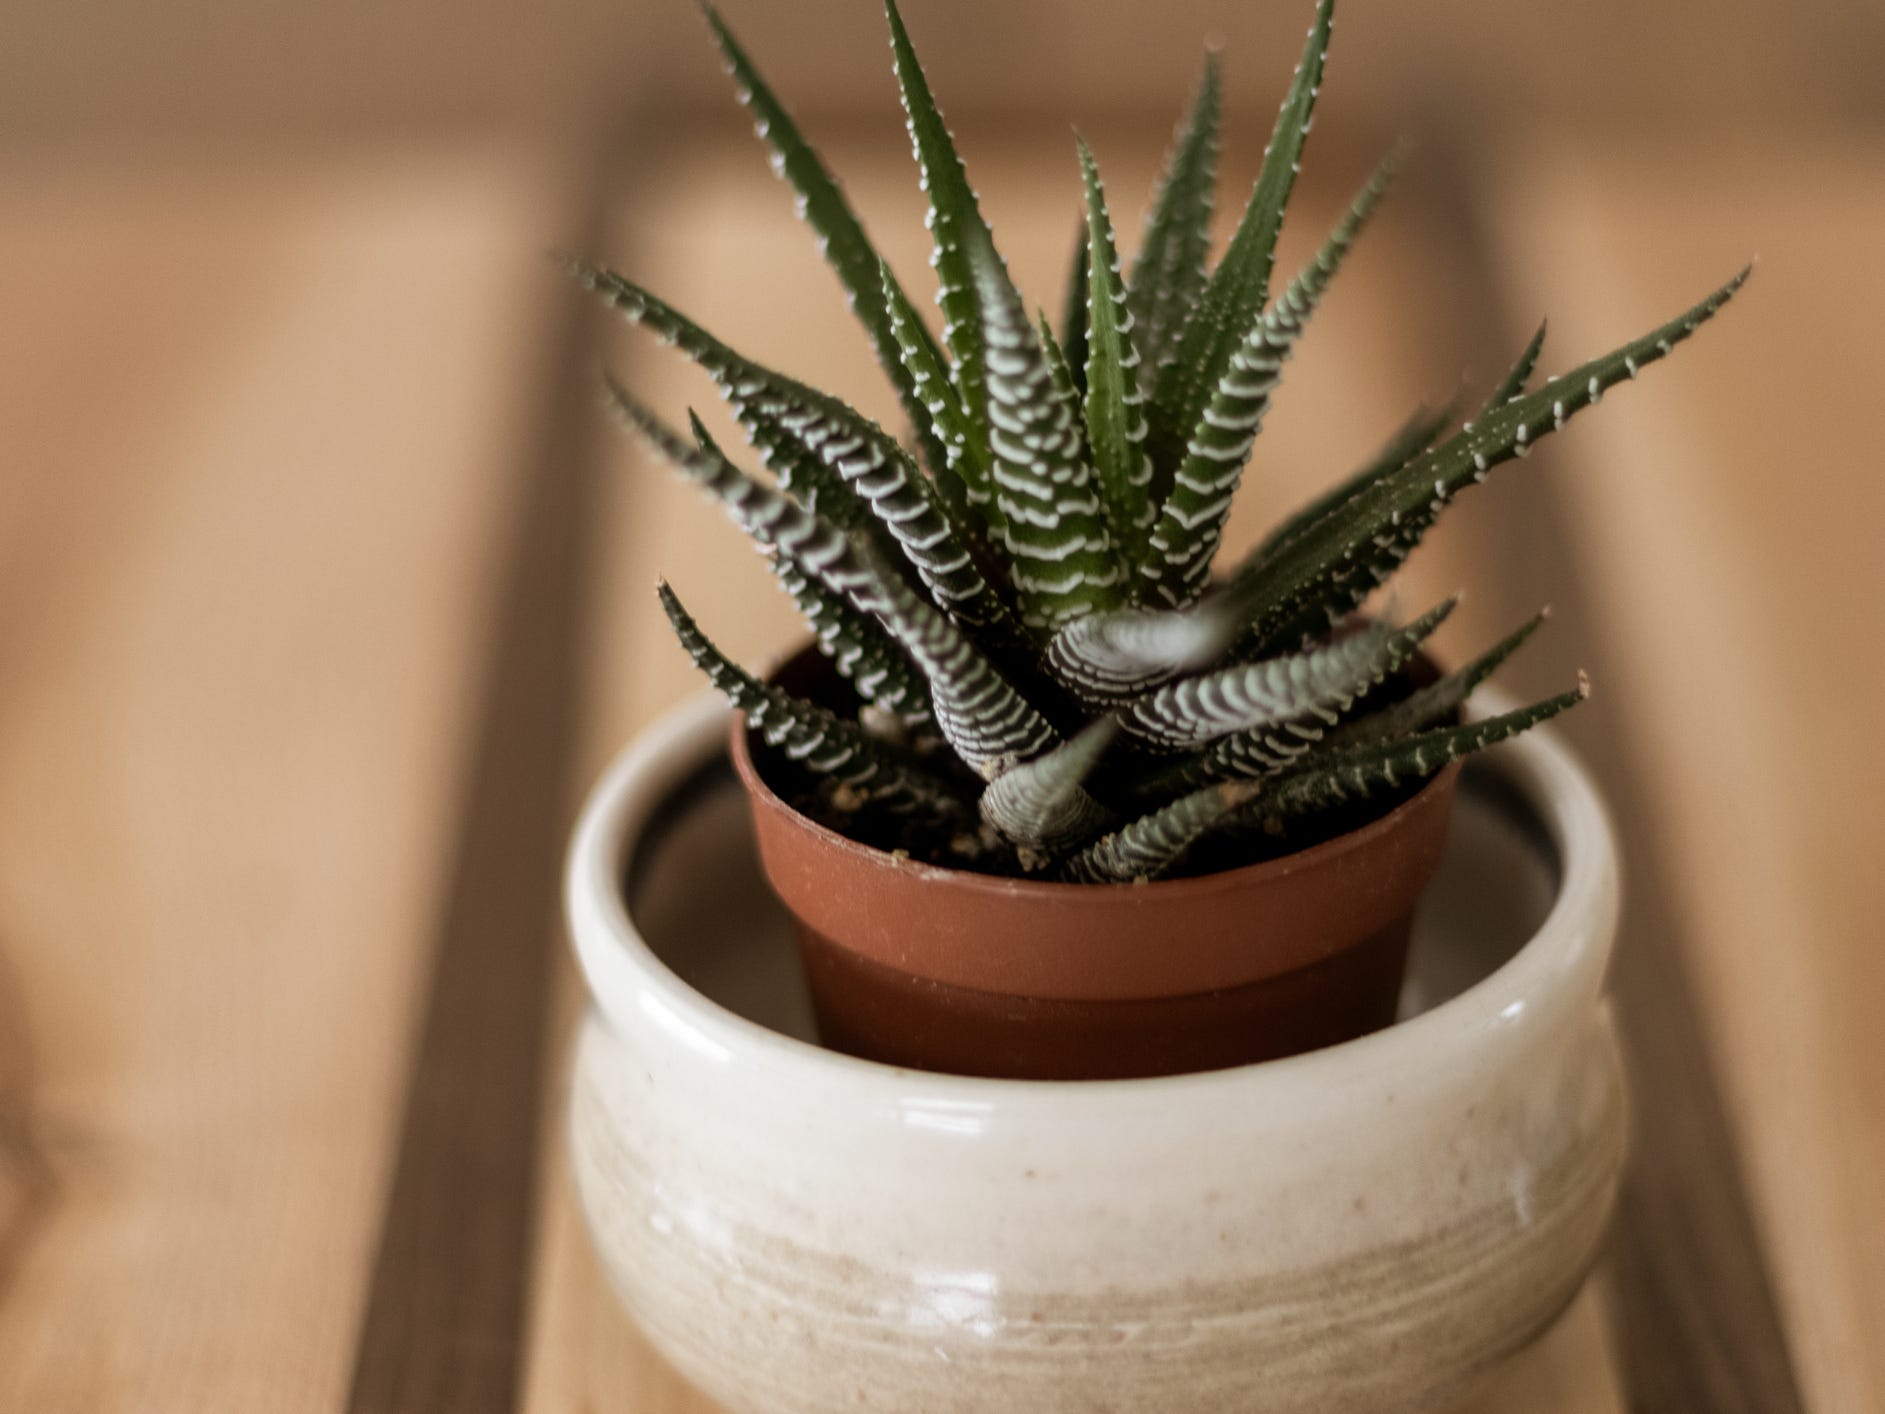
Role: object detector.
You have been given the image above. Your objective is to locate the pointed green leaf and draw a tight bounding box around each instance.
[851,540,1061,776]
[1239,265,1752,653]
[885,0,1012,445]
[1144,0,1333,481]
[1129,50,1222,386]
[1321,608,1548,751]
[880,258,994,513]
[1124,596,1456,751]
[1059,219,1090,399]
[978,721,1118,861]
[1481,320,1547,414]
[1141,147,1399,607]
[1077,136,1157,569]
[1037,312,1083,412]
[606,384,929,717]
[658,580,962,817]
[573,261,1015,628]
[971,239,1128,629]
[603,375,1049,773]
[1060,778,1260,883]
[1233,683,1587,832]
[1126,598,1457,787]
[700,1,949,475]
[1237,399,1455,577]
[689,411,934,721]
[569,261,860,526]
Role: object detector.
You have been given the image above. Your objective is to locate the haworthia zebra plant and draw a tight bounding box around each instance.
[574,0,1747,883]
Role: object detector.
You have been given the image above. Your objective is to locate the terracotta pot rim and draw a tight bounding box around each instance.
[729,705,1461,903]
[566,687,1621,1096]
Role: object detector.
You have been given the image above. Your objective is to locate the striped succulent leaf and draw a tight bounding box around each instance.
[1044,602,1234,704]
[1320,608,1548,750]
[847,541,1060,776]
[1126,597,1457,790]
[1225,331,1519,647]
[885,0,1014,448]
[879,259,994,516]
[585,0,1754,880]
[1124,596,1455,751]
[688,413,934,722]
[570,262,863,528]
[574,262,1012,629]
[1238,266,1751,653]
[1232,683,1587,834]
[614,384,1054,775]
[978,721,1118,861]
[658,581,961,818]
[1128,50,1222,390]
[1077,137,1157,567]
[770,558,935,724]
[1141,148,1399,608]
[700,2,950,477]
[1061,778,1261,884]
[605,384,930,716]
[1144,0,1333,479]
[972,239,1128,629]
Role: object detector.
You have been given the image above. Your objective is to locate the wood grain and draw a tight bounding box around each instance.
[0,149,565,1412]
[343,155,604,1413]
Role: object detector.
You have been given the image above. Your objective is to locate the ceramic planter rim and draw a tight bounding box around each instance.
[566,687,1620,1099]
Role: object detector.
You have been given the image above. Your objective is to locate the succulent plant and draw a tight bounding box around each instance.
[573,0,1746,882]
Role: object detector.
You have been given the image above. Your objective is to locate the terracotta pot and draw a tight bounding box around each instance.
[730,646,1462,1079]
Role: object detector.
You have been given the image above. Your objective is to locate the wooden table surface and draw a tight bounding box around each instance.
[2,115,1879,1412]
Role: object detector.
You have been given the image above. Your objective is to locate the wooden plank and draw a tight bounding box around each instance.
[343,152,606,1413]
[520,125,1629,1413]
[1480,137,1885,1414]
[0,148,563,1412]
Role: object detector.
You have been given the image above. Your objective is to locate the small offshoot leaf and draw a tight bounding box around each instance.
[978,721,1119,861]
[1481,320,1548,414]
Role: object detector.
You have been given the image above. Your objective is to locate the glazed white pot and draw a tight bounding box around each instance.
[565,691,1625,1414]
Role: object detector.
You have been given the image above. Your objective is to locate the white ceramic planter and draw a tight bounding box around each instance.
[565,691,1625,1414]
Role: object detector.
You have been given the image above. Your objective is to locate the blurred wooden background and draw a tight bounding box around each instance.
[2,1,1882,1411]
